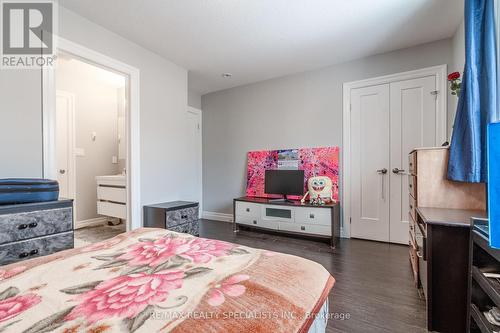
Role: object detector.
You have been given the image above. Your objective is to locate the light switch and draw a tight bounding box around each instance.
[91,132,97,141]
[75,148,85,157]
[112,156,118,164]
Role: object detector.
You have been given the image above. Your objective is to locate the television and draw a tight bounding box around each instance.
[264,169,304,201]
[488,122,500,248]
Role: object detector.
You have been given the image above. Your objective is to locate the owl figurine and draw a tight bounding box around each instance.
[301,176,335,205]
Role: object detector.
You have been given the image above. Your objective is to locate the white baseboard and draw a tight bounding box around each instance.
[75,217,108,229]
[202,211,233,223]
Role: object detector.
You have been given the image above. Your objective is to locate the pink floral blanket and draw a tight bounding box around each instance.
[0,228,334,333]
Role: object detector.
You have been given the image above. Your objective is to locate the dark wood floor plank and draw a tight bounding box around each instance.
[198,219,427,332]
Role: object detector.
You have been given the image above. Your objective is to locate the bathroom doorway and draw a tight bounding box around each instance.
[54,52,128,246]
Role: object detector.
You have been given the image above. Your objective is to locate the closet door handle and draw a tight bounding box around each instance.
[17,224,28,230]
[377,168,388,174]
[392,168,405,174]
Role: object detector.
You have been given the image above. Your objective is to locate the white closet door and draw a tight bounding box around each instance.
[389,76,437,244]
[350,84,391,242]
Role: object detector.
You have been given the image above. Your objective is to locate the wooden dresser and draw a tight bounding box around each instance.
[408,147,486,332]
[0,200,74,266]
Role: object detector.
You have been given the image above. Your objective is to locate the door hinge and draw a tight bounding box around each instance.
[350,217,352,224]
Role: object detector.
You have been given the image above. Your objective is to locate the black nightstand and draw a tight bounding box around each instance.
[143,201,199,236]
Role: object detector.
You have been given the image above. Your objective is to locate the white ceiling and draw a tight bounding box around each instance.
[59,0,463,95]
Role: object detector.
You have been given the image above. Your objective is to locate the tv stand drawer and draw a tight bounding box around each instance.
[235,201,260,218]
[295,207,331,226]
[237,217,278,230]
[279,222,331,236]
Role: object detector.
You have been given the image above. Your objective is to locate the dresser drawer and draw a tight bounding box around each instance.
[409,195,416,221]
[166,206,199,227]
[235,201,260,218]
[409,151,417,175]
[295,207,331,226]
[409,236,419,287]
[0,231,73,266]
[409,214,416,244]
[0,208,73,245]
[408,175,417,199]
[279,222,331,236]
[168,221,199,236]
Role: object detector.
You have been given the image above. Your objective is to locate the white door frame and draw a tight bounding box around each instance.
[187,106,203,217]
[342,64,447,238]
[55,90,77,220]
[42,37,141,231]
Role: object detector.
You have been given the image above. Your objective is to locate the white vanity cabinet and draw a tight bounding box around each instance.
[96,175,127,220]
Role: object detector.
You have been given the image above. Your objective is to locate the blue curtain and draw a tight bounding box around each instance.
[448,0,498,183]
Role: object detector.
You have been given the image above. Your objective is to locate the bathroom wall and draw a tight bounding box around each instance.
[56,57,124,222]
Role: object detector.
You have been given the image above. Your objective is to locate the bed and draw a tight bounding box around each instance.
[0,228,334,333]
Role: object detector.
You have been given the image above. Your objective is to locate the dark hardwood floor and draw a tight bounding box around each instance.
[198,219,427,333]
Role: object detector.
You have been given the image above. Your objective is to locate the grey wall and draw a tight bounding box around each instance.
[188,90,202,109]
[58,7,196,208]
[0,71,43,178]
[0,6,200,223]
[448,20,465,133]
[202,38,454,215]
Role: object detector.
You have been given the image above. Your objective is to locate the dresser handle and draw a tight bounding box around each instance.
[246,208,250,212]
[181,215,188,219]
[17,224,28,230]
[253,220,257,225]
[28,222,38,228]
[19,252,29,258]
[301,226,306,231]
[309,214,315,219]
[30,249,39,255]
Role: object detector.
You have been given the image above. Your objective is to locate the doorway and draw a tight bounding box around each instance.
[343,65,447,244]
[54,53,129,245]
[43,37,141,243]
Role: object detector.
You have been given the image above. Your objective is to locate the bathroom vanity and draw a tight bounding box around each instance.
[96,175,127,220]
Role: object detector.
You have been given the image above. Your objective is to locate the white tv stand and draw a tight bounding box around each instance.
[233,197,340,248]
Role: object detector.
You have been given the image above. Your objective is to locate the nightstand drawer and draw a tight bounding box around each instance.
[166,206,199,227]
[0,208,73,245]
[0,231,73,266]
[168,221,199,236]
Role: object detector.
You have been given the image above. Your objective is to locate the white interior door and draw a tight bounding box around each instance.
[389,76,437,244]
[55,91,75,200]
[185,108,202,215]
[350,84,391,242]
